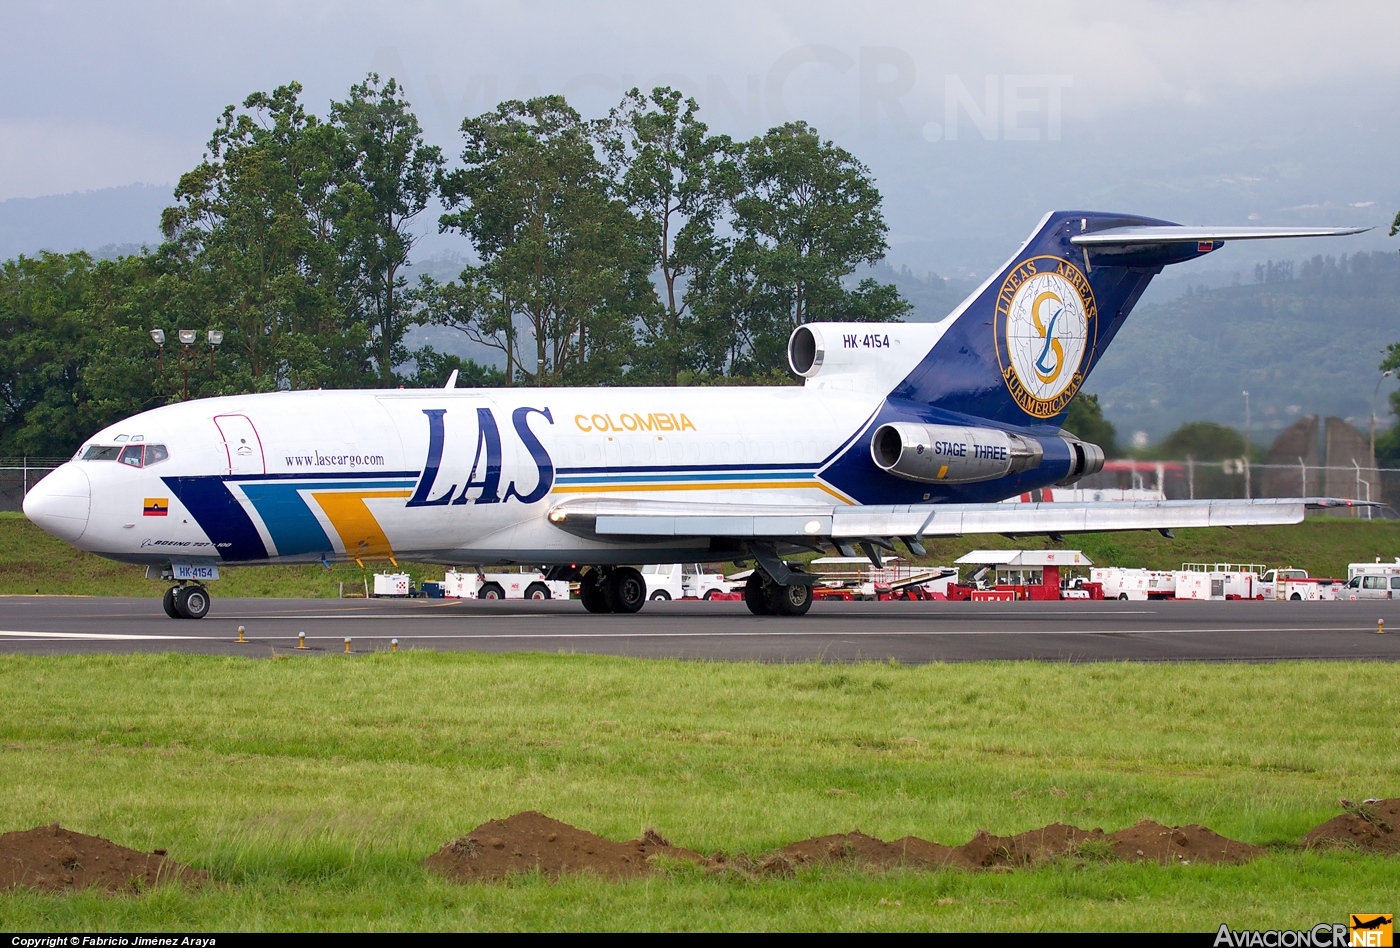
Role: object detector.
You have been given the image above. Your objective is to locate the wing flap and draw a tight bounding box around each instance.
[552,497,1363,540]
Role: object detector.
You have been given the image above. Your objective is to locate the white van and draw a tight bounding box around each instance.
[1343,559,1400,600]
[1342,574,1400,600]
[640,564,730,600]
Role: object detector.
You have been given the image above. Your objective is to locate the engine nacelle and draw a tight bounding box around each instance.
[1057,437,1106,485]
[871,422,1044,484]
[787,323,946,395]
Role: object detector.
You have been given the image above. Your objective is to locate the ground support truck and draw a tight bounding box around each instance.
[640,564,732,600]
[441,569,571,600]
[1090,567,1177,601]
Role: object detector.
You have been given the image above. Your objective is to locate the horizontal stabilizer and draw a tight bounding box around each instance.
[547,497,1374,541]
[1071,225,1370,247]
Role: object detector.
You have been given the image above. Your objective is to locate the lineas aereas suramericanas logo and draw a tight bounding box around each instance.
[994,255,1098,418]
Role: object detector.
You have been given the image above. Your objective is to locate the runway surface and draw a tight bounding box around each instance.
[1,595,1399,662]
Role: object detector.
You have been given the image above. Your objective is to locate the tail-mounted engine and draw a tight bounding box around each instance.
[870,422,1105,487]
[1057,437,1106,486]
[871,423,1044,484]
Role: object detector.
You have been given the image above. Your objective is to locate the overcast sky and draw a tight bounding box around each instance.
[4,0,1398,274]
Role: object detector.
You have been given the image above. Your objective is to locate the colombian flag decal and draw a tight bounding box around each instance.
[143,498,169,517]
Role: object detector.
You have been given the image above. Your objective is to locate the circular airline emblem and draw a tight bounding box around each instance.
[993,256,1097,418]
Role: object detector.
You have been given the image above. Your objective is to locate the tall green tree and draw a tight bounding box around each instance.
[330,75,444,383]
[432,95,647,385]
[602,87,731,384]
[161,82,370,392]
[688,121,910,378]
[0,251,171,456]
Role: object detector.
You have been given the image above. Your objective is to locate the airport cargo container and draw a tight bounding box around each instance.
[1173,563,1265,601]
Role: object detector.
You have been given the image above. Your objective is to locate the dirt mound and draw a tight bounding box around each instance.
[0,823,207,894]
[427,812,1275,883]
[781,831,961,871]
[424,811,706,881]
[1107,820,1263,865]
[953,823,1105,868]
[1303,798,1400,854]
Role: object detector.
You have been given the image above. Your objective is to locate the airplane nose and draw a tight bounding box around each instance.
[22,463,91,543]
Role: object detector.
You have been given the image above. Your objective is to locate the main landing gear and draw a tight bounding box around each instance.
[743,570,814,617]
[162,583,211,620]
[578,567,646,614]
[576,563,813,617]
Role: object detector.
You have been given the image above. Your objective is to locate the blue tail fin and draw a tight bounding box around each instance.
[889,210,1209,430]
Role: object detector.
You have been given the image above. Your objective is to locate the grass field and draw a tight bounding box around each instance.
[0,653,1394,931]
[3,511,1399,598]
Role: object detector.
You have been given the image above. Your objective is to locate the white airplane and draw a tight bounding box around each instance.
[23,211,1370,619]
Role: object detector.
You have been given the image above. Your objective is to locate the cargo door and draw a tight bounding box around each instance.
[214,414,266,475]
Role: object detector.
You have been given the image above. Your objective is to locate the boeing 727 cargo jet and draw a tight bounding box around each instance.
[22,211,1369,619]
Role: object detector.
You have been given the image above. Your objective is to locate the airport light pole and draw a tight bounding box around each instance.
[1242,390,1251,499]
[151,328,224,400]
[1369,369,1392,522]
[1371,369,1393,466]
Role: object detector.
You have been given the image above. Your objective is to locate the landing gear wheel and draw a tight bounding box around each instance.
[175,584,210,620]
[478,582,505,600]
[743,572,771,616]
[162,587,180,619]
[579,570,611,613]
[524,582,551,600]
[604,567,647,614]
[649,590,671,601]
[766,580,813,616]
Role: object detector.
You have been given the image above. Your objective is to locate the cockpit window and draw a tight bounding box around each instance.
[83,443,168,467]
[82,445,121,461]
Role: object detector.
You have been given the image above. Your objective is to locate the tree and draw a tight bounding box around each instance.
[330,75,444,383]
[161,82,371,392]
[1159,421,1245,460]
[601,87,731,384]
[1063,392,1119,457]
[687,121,909,379]
[407,345,505,388]
[433,96,647,385]
[0,251,169,456]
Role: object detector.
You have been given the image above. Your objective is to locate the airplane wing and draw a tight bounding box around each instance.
[1071,225,1370,246]
[547,496,1370,542]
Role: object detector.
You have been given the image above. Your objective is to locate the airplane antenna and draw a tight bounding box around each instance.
[444,369,459,390]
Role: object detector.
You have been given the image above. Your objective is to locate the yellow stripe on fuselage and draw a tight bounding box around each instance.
[312,489,413,557]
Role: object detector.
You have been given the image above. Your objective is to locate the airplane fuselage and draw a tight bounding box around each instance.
[42,381,1076,569]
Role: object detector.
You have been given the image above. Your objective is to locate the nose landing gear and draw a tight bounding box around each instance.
[162,583,211,619]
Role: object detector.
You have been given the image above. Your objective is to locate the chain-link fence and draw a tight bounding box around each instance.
[1078,460,1399,516]
[0,459,71,513]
